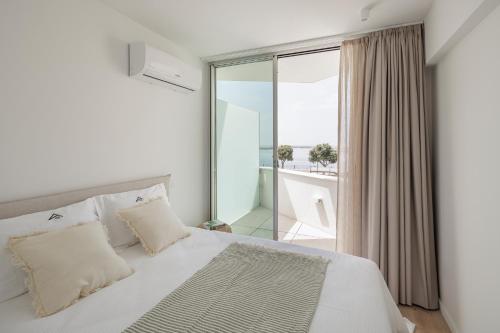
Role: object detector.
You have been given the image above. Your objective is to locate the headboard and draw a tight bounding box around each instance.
[0,175,171,220]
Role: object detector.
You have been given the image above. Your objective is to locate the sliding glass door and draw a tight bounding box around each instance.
[211,59,276,240]
[276,50,340,251]
[211,48,340,249]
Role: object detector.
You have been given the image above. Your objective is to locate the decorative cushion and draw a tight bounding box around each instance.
[117,197,190,256]
[7,221,133,317]
[95,183,167,247]
[0,198,98,302]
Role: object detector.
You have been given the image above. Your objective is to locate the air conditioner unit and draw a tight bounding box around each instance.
[129,42,201,93]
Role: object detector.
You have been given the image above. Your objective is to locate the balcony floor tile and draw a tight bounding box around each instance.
[231,225,256,236]
[228,206,337,252]
[296,223,335,238]
[278,231,294,242]
[232,207,272,228]
[291,237,336,252]
[277,215,302,233]
[251,228,273,240]
[259,217,273,230]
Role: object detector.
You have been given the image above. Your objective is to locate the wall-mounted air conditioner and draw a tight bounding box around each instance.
[129,42,201,93]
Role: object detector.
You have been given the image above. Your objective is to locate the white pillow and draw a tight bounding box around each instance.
[94,183,167,248]
[0,198,98,303]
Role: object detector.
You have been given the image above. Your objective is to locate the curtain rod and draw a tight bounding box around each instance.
[204,21,423,64]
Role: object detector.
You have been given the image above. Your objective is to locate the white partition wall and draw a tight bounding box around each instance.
[213,59,274,231]
[216,99,260,223]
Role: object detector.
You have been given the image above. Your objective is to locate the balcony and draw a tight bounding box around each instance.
[228,167,337,252]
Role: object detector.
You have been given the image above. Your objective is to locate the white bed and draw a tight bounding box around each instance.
[0,227,409,333]
[0,176,410,332]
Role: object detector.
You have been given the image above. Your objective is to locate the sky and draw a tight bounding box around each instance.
[278,75,338,147]
[217,75,338,149]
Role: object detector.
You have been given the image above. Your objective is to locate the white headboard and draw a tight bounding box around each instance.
[0,175,171,220]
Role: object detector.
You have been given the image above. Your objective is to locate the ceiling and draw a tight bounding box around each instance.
[102,0,433,58]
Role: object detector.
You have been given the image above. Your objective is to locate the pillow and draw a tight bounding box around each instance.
[117,196,190,256]
[7,221,133,317]
[0,198,98,303]
[95,183,167,248]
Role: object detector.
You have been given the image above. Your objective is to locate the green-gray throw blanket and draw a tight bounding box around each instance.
[124,243,330,333]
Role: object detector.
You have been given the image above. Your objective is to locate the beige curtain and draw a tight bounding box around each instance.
[336,24,438,309]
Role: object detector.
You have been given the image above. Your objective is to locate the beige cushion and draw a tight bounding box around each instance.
[7,222,133,317]
[117,197,190,256]
[95,183,168,247]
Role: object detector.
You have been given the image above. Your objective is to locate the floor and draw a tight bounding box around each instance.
[399,306,451,333]
[230,206,336,252]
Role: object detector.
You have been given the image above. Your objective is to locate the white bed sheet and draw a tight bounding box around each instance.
[0,228,409,333]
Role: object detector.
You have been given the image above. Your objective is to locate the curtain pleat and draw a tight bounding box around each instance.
[336,24,438,309]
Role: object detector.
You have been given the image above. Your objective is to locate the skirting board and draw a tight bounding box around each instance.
[439,300,459,333]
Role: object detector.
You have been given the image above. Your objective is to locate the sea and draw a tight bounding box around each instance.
[259,146,337,173]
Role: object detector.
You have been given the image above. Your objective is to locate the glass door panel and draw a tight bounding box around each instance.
[276,50,340,251]
[213,60,275,240]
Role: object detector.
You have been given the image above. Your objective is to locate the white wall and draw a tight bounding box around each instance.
[432,5,500,332]
[424,0,500,64]
[0,0,209,226]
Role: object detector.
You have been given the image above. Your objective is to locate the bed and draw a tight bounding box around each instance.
[0,176,411,333]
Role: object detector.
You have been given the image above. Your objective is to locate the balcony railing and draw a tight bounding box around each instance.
[226,167,338,251]
[260,167,337,233]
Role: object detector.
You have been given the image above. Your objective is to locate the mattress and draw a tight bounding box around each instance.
[0,228,410,333]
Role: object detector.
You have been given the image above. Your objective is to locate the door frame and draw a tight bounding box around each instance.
[209,46,340,240]
[209,55,278,239]
[272,55,278,241]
